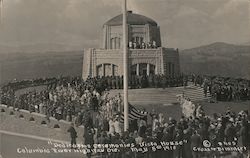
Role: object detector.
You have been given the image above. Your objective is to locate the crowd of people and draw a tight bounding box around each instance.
[129,74,186,89]
[68,103,249,158]
[1,75,249,158]
[0,76,122,123]
[128,40,159,49]
[189,74,250,102]
[1,77,57,91]
[0,74,186,110]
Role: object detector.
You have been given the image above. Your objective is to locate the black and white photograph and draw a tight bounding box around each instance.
[0,0,249,158]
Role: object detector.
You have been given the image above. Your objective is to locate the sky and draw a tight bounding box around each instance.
[0,0,249,50]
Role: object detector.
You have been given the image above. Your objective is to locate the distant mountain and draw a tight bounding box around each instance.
[181,42,250,55]
[1,42,250,85]
[180,42,250,79]
[0,50,84,85]
[242,41,250,46]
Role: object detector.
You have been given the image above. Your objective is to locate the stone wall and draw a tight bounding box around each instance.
[0,104,85,142]
[82,47,180,79]
[162,48,181,76]
[82,48,92,79]
[103,23,161,49]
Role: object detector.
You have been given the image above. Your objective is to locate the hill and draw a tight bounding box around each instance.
[179,42,250,79]
[0,51,83,85]
[1,42,250,85]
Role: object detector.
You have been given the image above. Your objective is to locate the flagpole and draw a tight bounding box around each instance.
[123,0,129,131]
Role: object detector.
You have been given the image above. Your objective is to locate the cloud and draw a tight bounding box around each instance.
[0,0,249,50]
[214,0,249,17]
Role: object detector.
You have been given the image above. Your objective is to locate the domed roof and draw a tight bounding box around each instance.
[105,11,157,26]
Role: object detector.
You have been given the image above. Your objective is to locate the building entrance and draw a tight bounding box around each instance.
[131,63,155,76]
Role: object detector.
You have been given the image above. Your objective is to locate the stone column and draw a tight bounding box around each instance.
[145,24,150,44]
[106,26,110,49]
[147,63,150,76]
[155,65,157,74]
[111,64,114,76]
[102,64,105,77]
[136,64,140,76]
[103,25,108,49]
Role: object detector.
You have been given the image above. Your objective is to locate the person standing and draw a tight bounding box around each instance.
[108,117,115,136]
[152,114,159,133]
[114,115,122,136]
[190,130,201,158]
[225,118,236,142]
[162,75,167,89]
[67,123,77,149]
[84,127,95,158]
[138,118,147,137]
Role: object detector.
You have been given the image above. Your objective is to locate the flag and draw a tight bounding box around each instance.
[120,104,148,123]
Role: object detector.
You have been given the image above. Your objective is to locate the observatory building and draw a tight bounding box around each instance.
[82,11,180,79]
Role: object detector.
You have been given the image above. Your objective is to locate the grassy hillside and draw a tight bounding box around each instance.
[0,51,83,85]
[1,42,249,85]
[180,42,250,79]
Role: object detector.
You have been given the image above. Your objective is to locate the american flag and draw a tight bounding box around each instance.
[120,104,148,123]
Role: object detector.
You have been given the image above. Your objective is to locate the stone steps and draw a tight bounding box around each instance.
[109,85,210,105]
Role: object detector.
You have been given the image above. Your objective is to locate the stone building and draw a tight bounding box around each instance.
[82,11,180,79]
